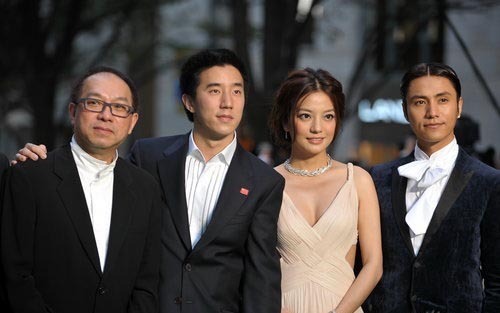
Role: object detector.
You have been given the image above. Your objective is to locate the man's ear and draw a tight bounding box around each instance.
[68,103,77,126]
[182,94,195,114]
[457,96,463,118]
[402,102,409,122]
[128,112,139,135]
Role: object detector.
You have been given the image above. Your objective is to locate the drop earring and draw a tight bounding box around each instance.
[285,132,289,140]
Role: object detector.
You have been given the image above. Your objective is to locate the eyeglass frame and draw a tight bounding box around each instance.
[76,97,137,118]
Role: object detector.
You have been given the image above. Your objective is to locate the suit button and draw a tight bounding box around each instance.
[414,261,421,268]
[411,295,417,301]
[174,296,182,304]
[97,287,108,295]
[184,262,192,271]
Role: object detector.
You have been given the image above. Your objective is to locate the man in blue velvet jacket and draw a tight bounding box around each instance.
[364,63,500,313]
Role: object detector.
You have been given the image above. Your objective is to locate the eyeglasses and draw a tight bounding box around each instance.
[77,98,136,118]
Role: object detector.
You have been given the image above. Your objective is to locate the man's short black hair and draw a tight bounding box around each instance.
[179,48,248,121]
[400,62,461,105]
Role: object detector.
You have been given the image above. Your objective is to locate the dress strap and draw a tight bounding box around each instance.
[347,162,354,181]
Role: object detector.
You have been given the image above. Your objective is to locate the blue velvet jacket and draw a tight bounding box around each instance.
[364,148,500,313]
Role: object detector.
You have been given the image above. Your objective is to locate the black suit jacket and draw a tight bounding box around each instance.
[129,133,284,313]
[364,148,500,313]
[1,146,162,313]
[0,153,10,307]
[0,153,8,180]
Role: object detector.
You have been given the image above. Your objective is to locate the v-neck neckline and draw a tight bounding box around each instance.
[283,173,350,229]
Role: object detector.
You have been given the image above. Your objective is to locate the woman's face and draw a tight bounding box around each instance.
[288,91,337,157]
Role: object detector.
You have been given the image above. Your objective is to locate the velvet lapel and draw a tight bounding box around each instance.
[417,149,473,255]
[54,146,102,276]
[193,144,253,252]
[391,154,415,256]
[157,135,191,251]
[103,158,136,274]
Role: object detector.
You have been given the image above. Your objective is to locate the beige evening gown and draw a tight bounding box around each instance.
[277,163,363,313]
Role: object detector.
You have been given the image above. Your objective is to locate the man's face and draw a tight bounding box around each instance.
[182,65,245,145]
[404,75,463,155]
[69,72,138,162]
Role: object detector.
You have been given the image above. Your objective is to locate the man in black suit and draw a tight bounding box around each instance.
[364,63,500,312]
[13,49,285,313]
[129,48,284,313]
[1,67,162,313]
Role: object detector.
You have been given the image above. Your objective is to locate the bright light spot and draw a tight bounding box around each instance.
[358,99,408,124]
[296,0,313,22]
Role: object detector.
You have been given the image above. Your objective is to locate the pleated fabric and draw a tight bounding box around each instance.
[277,163,362,313]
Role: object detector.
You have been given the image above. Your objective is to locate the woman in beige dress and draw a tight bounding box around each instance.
[269,68,383,313]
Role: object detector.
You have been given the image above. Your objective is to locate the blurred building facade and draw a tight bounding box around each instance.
[2,0,498,167]
[150,0,499,167]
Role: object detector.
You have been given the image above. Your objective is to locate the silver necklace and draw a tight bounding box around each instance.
[284,154,333,177]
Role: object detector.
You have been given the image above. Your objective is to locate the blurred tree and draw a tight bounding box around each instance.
[0,0,171,150]
[346,0,500,117]
[229,0,323,143]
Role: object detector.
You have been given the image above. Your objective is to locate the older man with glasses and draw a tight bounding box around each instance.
[1,66,163,313]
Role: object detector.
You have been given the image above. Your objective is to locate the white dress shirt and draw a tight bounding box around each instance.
[398,138,459,254]
[185,132,237,247]
[70,137,117,270]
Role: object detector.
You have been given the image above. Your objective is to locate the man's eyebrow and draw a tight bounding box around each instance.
[204,82,244,88]
[86,92,130,103]
[435,91,452,97]
[409,91,453,101]
[409,94,428,101]
[204,83,221,88]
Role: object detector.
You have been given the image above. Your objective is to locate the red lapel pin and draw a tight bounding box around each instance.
[239,188,249,196]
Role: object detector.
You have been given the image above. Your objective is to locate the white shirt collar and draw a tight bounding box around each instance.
[414,137,459,171]
[70,136,117,177]
[187,131,237,165]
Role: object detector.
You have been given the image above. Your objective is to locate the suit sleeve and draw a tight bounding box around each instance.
[242,176,284,313]
[127,182,163,313]
[127,140,142,167]
[1,166,53,312]
[481,178,500,312]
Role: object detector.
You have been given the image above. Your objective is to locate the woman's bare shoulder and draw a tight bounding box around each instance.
[351,164,375,186]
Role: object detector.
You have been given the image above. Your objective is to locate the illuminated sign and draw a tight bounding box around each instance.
[358,99,408,124]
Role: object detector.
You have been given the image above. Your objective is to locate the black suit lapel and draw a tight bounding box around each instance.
[54,147,102,276]
[157,136,192,251]
[104,158,136,274]
[418,149,473,254]
[391,155,415,256]
[194,144,253,252]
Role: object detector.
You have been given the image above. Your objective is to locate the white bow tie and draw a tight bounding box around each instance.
[398,159,448,188]
[398,159,450,236]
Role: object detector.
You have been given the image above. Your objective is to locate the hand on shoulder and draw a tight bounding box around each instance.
[12,143,47,165]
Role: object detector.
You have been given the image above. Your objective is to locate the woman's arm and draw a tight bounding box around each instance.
[334,166,383,313]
